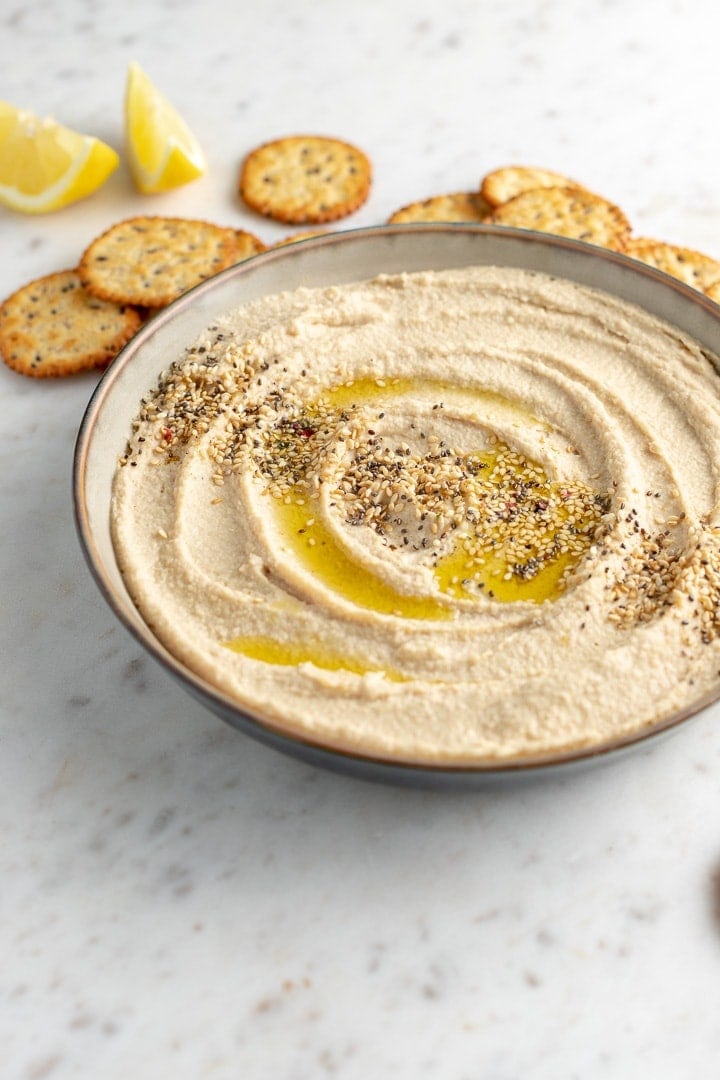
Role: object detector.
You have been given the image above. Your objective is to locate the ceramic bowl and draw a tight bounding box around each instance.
[73,225,720,787]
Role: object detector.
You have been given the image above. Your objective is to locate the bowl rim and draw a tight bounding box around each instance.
[73,222,720,781]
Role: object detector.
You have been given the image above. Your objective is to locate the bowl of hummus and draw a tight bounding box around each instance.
[74,225,720,784]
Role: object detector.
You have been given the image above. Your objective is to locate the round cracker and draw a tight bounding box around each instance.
[0,269,141,379]
[388,191,492,224]
[486,186,631,250]
[239,135,371,224]
[480,166,582,208]
[79,217,240,308]
[624,237,720,292]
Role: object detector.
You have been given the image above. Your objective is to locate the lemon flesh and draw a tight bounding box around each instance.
[125,62,206,193]
[0,101,119,213]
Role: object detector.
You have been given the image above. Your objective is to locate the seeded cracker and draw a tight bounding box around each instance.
[480,166,583,208]
[388,191,492,224]
[239,135,371,224]
[624,238,720,292]
[79,217,240,308]
[0,269,141,378]
[486,186,631,250]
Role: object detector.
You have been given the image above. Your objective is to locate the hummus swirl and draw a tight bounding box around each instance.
[112,267,720,763]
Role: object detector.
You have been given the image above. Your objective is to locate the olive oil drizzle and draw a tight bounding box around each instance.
[224,377,611,672]
[224,634,410,681]
[272,488,452,619]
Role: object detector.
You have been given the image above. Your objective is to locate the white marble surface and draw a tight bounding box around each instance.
[2,1,720,1077]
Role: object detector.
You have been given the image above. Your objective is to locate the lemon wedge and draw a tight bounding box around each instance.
[0,101,119,213]
[125,62,207,193]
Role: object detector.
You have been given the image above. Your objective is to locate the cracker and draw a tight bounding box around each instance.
[624,238,720,292]
[239,135,371,224]
[388,191,492,224]
[486,186,631,250]
[232,229,267,261]
[0,269,141,379]
[79,217,240,308]
[270,230,329,248]
[480,166,582,208]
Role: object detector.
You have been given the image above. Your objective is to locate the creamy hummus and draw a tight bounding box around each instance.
[112,266,720,764]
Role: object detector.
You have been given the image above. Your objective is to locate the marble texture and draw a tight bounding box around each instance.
[2,1,720,1077]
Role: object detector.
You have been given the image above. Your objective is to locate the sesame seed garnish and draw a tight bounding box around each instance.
[123,322,720,633]
[125,334,616,602]
[606,521,720,640]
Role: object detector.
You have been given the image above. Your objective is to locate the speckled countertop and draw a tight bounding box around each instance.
[2,2,720,1077]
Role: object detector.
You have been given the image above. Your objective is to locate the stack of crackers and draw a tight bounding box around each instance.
[2,138,720,379]
[0,217,265,378]
[389,165,720,297]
